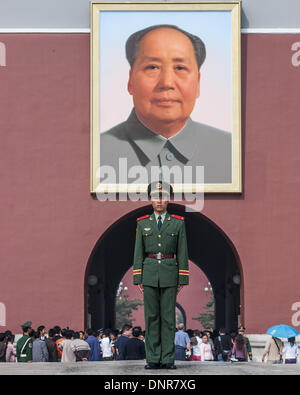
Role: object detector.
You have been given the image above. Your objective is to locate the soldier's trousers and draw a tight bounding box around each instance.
[143,285,177,364]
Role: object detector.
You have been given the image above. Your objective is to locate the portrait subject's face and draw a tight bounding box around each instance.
[128,27,200,136]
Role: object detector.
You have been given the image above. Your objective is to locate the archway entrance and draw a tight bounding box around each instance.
[85,204,242,333]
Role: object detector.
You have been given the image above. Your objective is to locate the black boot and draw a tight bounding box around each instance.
[144,362,161,370]
[161,363,177,369]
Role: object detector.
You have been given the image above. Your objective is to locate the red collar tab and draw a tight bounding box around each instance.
[137,214,150,221]
[171,214,184,221]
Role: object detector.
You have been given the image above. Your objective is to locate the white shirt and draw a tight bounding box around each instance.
[191,336,202,356]
[283,342,299,359]
[101,337,113,358]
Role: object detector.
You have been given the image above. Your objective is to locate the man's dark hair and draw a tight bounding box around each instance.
[121,324,132,334]
[53,326,61,334]
[126,24,206,70]
[48,328,55,338]
[35,328,42,338]
[65,330,74,340]
[288,337,296,345]
[86,328,94,337]
[132,327,141,338]
[104,329,111,337]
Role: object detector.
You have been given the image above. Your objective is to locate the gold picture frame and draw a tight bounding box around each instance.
[90,1,242,194]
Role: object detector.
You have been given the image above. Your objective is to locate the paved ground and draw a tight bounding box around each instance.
[0,360,299,375]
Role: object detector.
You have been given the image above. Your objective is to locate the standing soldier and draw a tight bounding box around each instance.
[133,181,189,370]
[16,321,33,362]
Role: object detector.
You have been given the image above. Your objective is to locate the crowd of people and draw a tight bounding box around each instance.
[175,325,298,364]
[0,322,146,363]
[0,322,298,364]
[175,324,252,362]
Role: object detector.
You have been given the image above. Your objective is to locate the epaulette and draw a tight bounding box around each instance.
[171,214,184,221]
[137,214,150,221]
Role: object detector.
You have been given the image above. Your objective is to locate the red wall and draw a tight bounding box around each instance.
[1,34,300,334]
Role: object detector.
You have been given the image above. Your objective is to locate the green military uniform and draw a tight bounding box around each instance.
[16,335,33,363]
[16,321,33,362]
[244,336,252,360]
[133,211,189,365]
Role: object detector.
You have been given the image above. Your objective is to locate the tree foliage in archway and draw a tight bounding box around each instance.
[192,294,215,330]
[115,290,143,329]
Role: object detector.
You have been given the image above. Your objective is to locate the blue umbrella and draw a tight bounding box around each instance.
[267,325,299,338]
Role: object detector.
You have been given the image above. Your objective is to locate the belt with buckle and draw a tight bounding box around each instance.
[147,253,174,260]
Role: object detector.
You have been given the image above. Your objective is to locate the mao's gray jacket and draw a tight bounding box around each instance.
[100,109,232,184]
